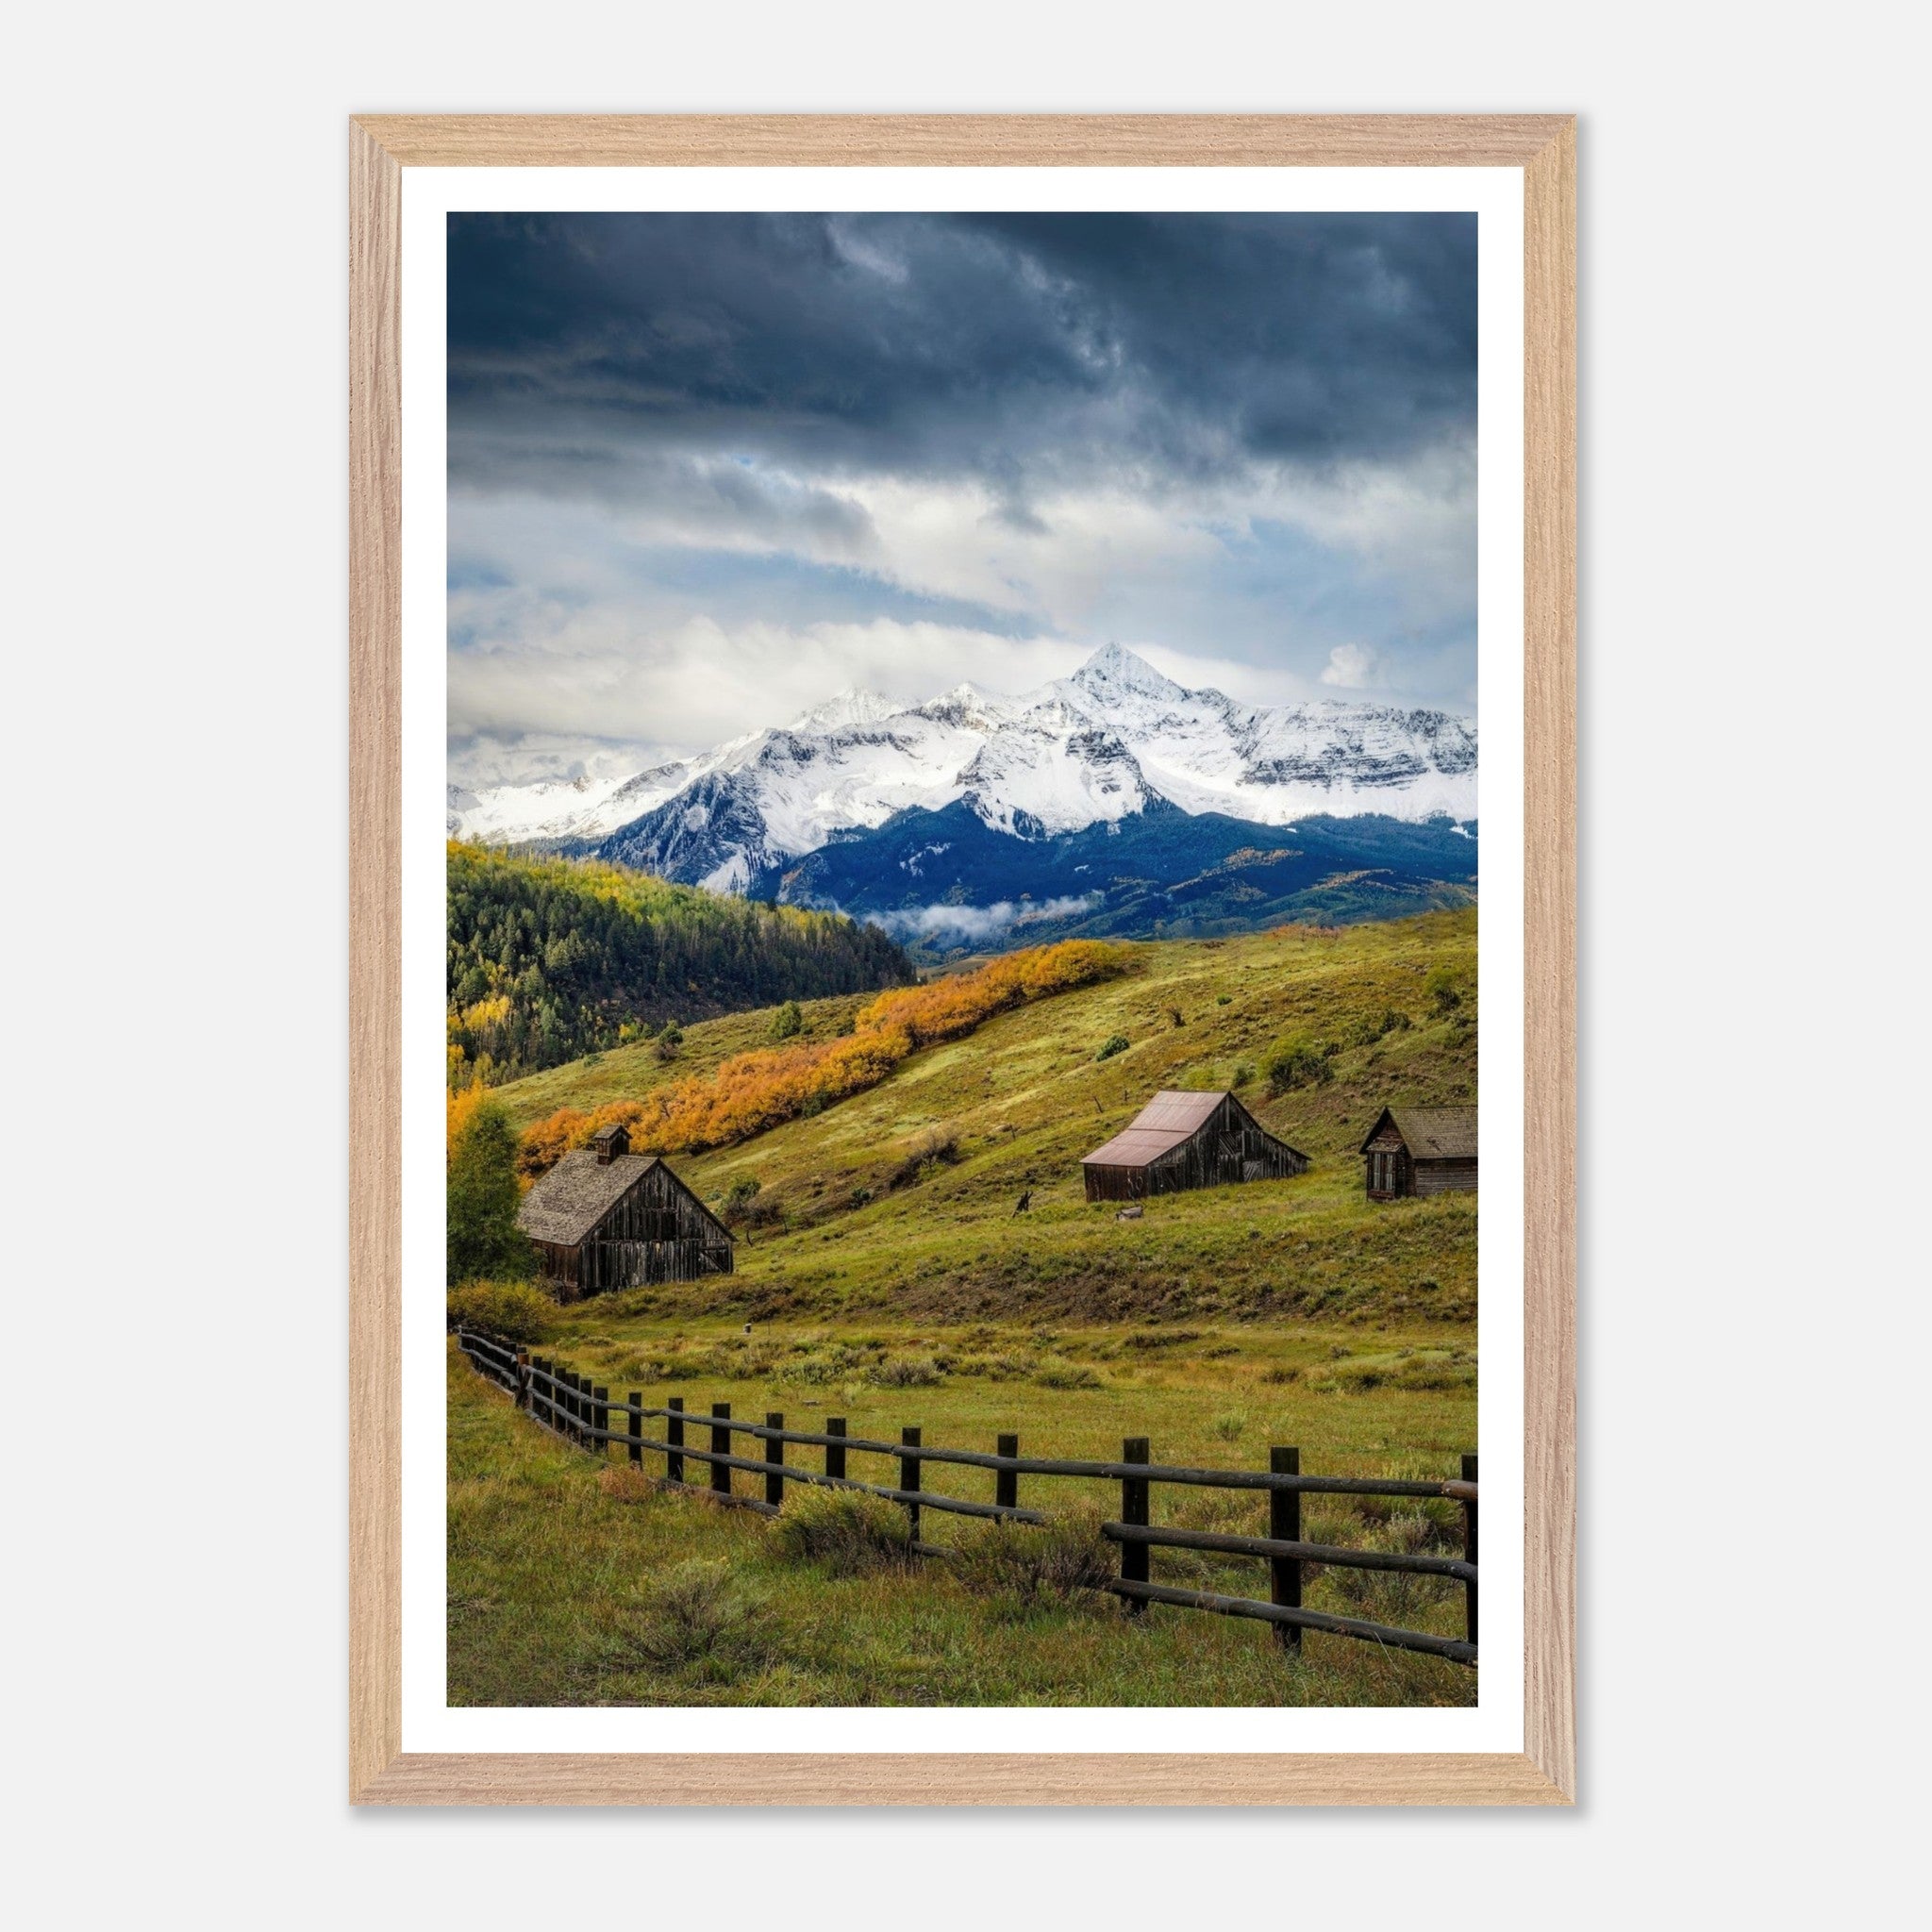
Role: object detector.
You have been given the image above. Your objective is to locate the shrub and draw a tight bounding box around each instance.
[1232,1059,1257,1088]
[1035,1362,1103,1390]
[1424,965,1461,1015]
[1263,1037,1333,1095]
[1216,994,1232,1006]
[769,999,804,1041]
[769,1491,915,1576]
[446,1278,558,1346]
[869,1355,946,1388]
[1096,1034,1130,1061]
[1348,1008,1413,1047]
[653,1021,685,1062]
[889,1127,959,1190]
[1213,1408,1249,1441]
[625,1560,773,1673]
[952,1507,1116,1608]
[721,1176,762,1225]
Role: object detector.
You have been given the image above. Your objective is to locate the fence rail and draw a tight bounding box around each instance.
[455,1325,1477,1668]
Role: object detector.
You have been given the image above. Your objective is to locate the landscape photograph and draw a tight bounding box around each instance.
[442,208,1482,1708]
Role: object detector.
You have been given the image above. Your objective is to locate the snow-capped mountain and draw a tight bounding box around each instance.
[450,645,1476,892]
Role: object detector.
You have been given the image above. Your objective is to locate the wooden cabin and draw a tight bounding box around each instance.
[1080,1090,1309,1204]
[517,1124,734,1299]
[1360,1106,1478,1200]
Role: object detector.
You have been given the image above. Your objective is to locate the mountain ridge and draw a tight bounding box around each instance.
[451,646,1478,897]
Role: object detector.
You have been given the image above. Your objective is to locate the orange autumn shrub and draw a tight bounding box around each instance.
[519,940,1128,1176]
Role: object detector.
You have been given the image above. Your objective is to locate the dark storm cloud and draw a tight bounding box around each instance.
[447,211,1475,500]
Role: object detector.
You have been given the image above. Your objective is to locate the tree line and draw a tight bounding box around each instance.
[446,841,914,1085]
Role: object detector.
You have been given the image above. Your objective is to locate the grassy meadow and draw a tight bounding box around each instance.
[452,908,1479,1706]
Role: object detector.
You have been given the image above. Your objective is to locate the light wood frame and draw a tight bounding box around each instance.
[350,114,1575,1807]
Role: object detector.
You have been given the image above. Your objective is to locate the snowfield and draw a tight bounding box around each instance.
[450,645,1477,891]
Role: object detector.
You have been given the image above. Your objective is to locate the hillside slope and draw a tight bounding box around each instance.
[446,841,912,1084]
[494,908,1477,1324]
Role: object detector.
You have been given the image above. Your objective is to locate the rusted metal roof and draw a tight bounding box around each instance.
[1081,1090,1228,1169]
[518,1150,661,1246]
[1358,1106,1477,1161]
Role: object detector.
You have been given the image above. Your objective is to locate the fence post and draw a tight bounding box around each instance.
[515,1351,531,1411]
[1121,1437,1150,1611]
[628,1393,643,1469]
[996,1433,1018,1513]
[710,1404,732,1497]
[1460,1452,1478,1646]
[593,1387,609,1458]
[573,1373,587,1445]
[765,1412,786,1508]
[825,1417,847,1481]
[666,1396,685,1483]
[1269,1445,1303,1653]
[900,1427,923,1543]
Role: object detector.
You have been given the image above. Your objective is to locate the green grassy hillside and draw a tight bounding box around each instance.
[497,908,1476,1325]
[461,909,1478,1708]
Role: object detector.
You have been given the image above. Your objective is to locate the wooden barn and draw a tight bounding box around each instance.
[1080,1090,1309,1204]
[1360,1106,1478,1200]
[517,1124,734,1299]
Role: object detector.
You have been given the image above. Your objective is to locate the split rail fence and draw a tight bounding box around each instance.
[456,1325,1476,1667]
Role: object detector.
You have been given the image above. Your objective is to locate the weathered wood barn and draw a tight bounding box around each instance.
[1080,1090,1309,1204]
[1360,1106,1478,1200]
[517,1124,734,1298]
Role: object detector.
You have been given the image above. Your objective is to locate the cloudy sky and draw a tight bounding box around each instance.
[447,210,1476,787]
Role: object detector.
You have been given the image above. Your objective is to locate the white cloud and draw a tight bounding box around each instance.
[1319,642,1383,690]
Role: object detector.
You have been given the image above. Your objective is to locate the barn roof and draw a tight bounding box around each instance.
[518,1150,662,1246]
[1081,1091,1244,1170]
[1360,1106,1478,1160]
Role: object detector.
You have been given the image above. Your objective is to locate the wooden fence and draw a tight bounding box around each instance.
[456,1325,1477,1667]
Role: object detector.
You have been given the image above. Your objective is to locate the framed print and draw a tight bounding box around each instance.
[350,114,1574,1806]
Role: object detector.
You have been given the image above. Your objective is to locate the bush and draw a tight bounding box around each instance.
[769,999,804,1041]
[1232,1059,1257,1089]
[869,1355,946,1388]
[1424,965,1461,1014]
[1264,1037,1333,1095]
[769,1490,915,1576]
[1213,1408,1249,1441]
[721,1175,762,1225]
[654,1021,685,1062]
[446,1278,558,1346]
[889,1127,958,1190]
[1035,1362,1103,1390]
[1096,1034,1130,1061]
[1348,1008,1413,1047]
[952,1507,1116,1608]
[625,1560,774,1674]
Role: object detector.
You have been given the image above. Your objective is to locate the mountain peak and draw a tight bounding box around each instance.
[787,688,902,732]
[1069,642,1187,702]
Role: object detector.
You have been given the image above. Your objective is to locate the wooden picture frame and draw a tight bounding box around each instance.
[350,113,1574,1807]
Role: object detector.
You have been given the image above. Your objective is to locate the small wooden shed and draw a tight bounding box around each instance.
[1080,1090,1309,1204]
[1360,1106,1478,1200]
[517,1124,734,1299]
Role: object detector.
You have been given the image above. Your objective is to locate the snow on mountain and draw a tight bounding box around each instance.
[785,688,904,732]
[451,644,1476,888]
